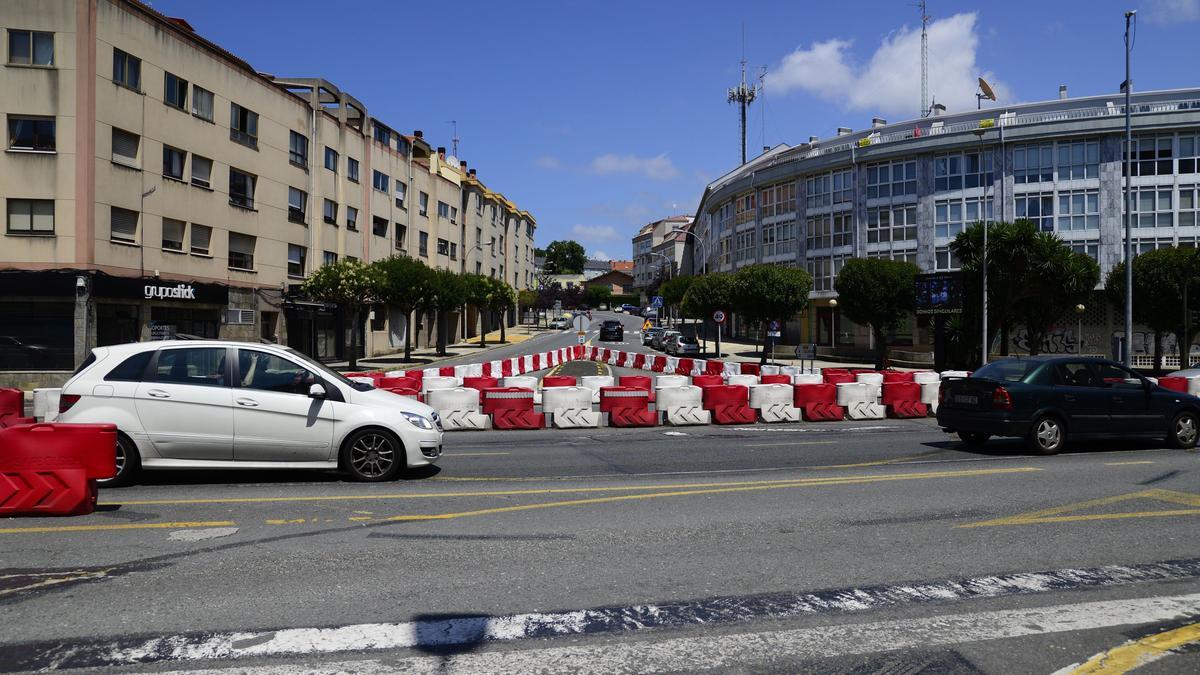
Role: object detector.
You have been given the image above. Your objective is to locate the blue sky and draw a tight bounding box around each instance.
[151,0,1199,260]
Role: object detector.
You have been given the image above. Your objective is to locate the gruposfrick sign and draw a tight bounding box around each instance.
[91,274,229,305]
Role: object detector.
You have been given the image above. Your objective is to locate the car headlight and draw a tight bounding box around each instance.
[401,412,435,430]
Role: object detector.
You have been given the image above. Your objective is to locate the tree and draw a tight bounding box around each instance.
[426,269,466,356]
[732,264,814,363]
[681,272,735,357]
[301,259,383,370]
[1106,247,1200,371]
[373,255,432,362]
[584,284,613,309]
[834,258,919,369]
[462,274,494,348]
[1013,240,1099,356]
[660,275,695,329]
[542,240,587,275]
[486,277,517,343]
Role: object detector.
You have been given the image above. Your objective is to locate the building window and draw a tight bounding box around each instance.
[419,231,429,256]
[866,160,917,199]
[1181,136,1199,175]
[8,29,53,66]
[805,174,830,209]
[164,72,187,110]
[1070,240,1100,261]
[1133,237,1174,256]
[451,206,458,224]
[323,199,337,225]
[935,150,993,191]
[229,102,258,148]
[372,216,388,238]
[832,212,853,248]
[476,262,483,274]
[288,131,308,167]
[6,198,53,235]
[229,168,256,209]
[935,196,993,239]
[7,116,55,152]
[867,249,917,265]
[867,205,917,243]
[228,232,256,270]
[372,170,389,193]
[287,244,306,278]
[734,192,756,224]
[373,124,391,145]
[934,246,960,271]
[1181,185,1200,227]
[1015,192,1055,231]
[1013,143,1053,184]
[191,155,212,188]
[395,223,407,250]
[191,85,214,122]
[735,230,756,262]
[437,201,450,219]
[450,242,458,260]
[287,187,307,224]
[1126,136,1173,176]
[437,238,449,255]
[395,180,407,209]
[324,147,338,172]
[1056,190,1100,231]
[476,193,483,215]
[805,215,831,250]
[162,145,186,181]
[323,251,337,266]
[162,217,185,252]
[1132,187,1173,228]
[111,127,139,166]
[1058,139,1100,180]
[347,157,359,182]
[419,192,429,216]
[112,48,140,90]
[806,256,846,293]
[190,223,211,255]
[475,227,482,247]
[346,206,358,231]
[110,206,138,243]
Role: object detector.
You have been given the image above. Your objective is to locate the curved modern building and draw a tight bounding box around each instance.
[690,88,1200,362]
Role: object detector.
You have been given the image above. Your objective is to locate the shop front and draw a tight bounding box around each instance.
[91,274,229,344]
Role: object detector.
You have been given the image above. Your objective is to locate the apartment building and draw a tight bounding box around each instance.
[0,0,536,385]
[631,215,692,292]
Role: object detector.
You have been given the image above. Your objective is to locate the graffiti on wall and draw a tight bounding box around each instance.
[1010,329,1079,354]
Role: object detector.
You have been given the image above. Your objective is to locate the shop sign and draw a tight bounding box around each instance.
[145,283,197,300]
[149,321,177,340]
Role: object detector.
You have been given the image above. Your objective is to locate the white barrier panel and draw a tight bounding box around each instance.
[463,362,483,378]
[727,374,759,387]
[1188,376,1200,398]
[384,370,408,377]
[426,388,490,430]
[509,358,523,375]
[502,376,541,404]
[723,362,741,378]
[489,360,504,377]
[913,371,941,385]
[1147,376,1159,385]
[657,385,711,426]
[692,360,708,376]
[836,382,885,420]
[579,375,615,404]
[423,367,440,379]
[780,365,802,377]
[941,370,971,380]
[349,376,376,385]
[665,357,680,373]
[623,352,637,369]
[523,355,534,373]
[655,375,688,389]
[760,365,781,376]
[748,383,801,423]
[608,350,621,365]
[792,373,823,385]
[856,372,884,401]
[454,364,471,380]
[422,376,460,395]
[32,388,60,422]
[920,381,941,415]
[542,386,601,428]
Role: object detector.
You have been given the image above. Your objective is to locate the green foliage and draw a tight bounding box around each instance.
[486,277,517,312]
[834,258,919,368]
[542,240,587,274]
[300,259,382,310]
[732,264,813,327]
[373,255,431,311]
[427,269,466,311]
[1107,247,1200,368]
[462,273,492,308]
[584,285,613,308]
[681,272,734,318]
[660,275,695,308]
[517,289,538,309]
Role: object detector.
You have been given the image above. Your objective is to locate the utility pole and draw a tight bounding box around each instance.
[448,120,459,157]
[1123,10,1136,367]
[918,0,930,117]
[727,27,758,165]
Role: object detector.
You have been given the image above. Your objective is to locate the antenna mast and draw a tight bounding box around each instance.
[448,120,459,157]
[918,1,930,117]
[727,26,758,165]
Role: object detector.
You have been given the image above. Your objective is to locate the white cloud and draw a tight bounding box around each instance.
[535,155,561,169]
[590,250,611,262]
[1144,0,1200,23]
[588,153,680,180]
[765,13,1012,118]
[571,224,621,243]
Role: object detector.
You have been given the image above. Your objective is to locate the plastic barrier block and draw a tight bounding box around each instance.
[462,376,500,403]
[541,375,577,388]
[823,371,854,385]
[0,468,96,517]
[609,407,658,427]
[727,374,759,387]
[845,401,887,420]
[651,356,667,373]
[691,374,723,388]
[1158,376,1188,393]
[887,400,928,418]
[761,365,781,376]
[705,360,725,376]
[657,386,710,426]
[0,414,36,429]
[491,408,545,430]
[701,385,756,425]
[749,384,802,423]
[618,376,655,402]
[676,358,695,376]
[598,387,650,413]
[739,363,761,376]
[794,383,837,407]
[821,367,850,376]
[631,353,647,370]
[802,403,845,421]
[881,381,921,405]
[760,374,791,385]
[881,370,915,384]
[655,375,688,389]
[481,387,536,415]
[439,366,456,377]
[0,388,23,420]
[378,376,421,390]
[792,373,824,385]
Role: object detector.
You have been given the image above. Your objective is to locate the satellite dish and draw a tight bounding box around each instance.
[978,77,997,101]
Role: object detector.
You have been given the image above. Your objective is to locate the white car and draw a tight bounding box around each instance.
[57,341,443,486]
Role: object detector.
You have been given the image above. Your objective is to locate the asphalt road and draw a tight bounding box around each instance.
[3,312,1199,673]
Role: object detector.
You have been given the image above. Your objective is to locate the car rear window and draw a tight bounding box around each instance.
[104,351,152,382]
[73,352,97,375]
[679,336,698,344]
[973,360,1040,382]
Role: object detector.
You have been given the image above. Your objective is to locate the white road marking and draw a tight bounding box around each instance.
[662,431,689,437]
[155,593,1200,675]
[727,426,899,433]
[166,527,238,542]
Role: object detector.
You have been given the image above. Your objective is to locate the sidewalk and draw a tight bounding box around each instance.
[685,332,876,370]
[341,323,551,371]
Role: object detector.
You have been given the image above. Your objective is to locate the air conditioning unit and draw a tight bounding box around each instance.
[226,308,256,325]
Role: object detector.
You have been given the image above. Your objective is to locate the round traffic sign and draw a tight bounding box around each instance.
[712,310,726,324]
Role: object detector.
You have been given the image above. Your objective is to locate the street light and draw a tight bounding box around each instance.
[1075,303,1086,354]
[1123,10,1136,367]
[829,298,838,350]
[672,227,708,276]
[973,126,991,366]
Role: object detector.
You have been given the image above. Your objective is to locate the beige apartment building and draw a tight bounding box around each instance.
[0,0,536,385]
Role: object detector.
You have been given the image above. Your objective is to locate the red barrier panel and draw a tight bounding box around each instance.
[378,376,421,390]
[881,382,927,418]
[0,423,118,516]
[404,370,425,382]
[677,358,695,376]
[599,387,656,427]
[0,388,22,419]
[500,360,514,378]
[821,367,850,376]
[705,360,725,376]
[851,369,878,377]
[760,374,791,385]
[541,375,577,388]
[823,371,855,385]
[0,414,35,429]
[700,385,756,424]
[881,370,915,384]
[740,363,761,376]
[618,375,655,403]
[439,366,456,377]
[462,376,500,404]
[691,374,723,388]
[573,345,584,359]
[1158,376,1188,393]
[651,355,666,373]
[481,388,543,429]
[793,383,845,421]
[632,353,646,370]
[384,387,421,401]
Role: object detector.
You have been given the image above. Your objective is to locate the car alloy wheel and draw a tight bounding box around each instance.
[1029,416,1064,455]
[98,433,140,488]
[1169,411,1199,449]
[343,429,403,482]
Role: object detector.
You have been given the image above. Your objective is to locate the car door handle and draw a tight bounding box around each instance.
[146,389,171,399]
[1063,394,1076,402]
[236,398,259,407]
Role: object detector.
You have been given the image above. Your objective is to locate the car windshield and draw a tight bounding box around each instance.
[972,359,1041,383]
[679,336,698,344]
[285,348,370,391]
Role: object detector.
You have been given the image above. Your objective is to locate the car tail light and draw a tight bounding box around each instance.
[938,386,946,405]
[59,394,81,414]
[992,386,1013,411]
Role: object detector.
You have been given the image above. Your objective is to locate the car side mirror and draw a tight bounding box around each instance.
[308,383,327,399]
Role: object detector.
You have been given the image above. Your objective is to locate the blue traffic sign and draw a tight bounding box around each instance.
[650,296,664,309]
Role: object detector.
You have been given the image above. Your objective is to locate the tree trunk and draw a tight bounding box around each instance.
[1154,330,1163,374]
[1028,330,1042,356]
[403,306,412,362]
[347,308,359,370]
[873,326,887,370]
[478,306,487,348]
[436,309,446,356]
[1000,323,1010,356]
[500,309,507,343]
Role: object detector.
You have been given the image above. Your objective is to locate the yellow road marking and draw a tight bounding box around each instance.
[382,467,1039,524]
[103,467,1037,507]
[0,520,236,535]
[1105,460,1155,466]
[444,451,511,457]
[264,518,307,525]
[958,489,1200,528]
[1068,620,1200,673]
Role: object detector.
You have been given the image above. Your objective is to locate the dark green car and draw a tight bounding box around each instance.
[936,356,1200,454]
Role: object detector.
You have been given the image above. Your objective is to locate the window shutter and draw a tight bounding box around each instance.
[112,128,140,164]
[111,207,138,241]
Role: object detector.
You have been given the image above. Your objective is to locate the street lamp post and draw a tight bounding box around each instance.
[1123,10,1136,367]
[1076,303,1086,354]
[829,298,839,350]
[973,127,991,366]
[673,227,708,276]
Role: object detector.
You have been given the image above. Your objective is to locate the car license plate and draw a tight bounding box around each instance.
[954,394,978,405]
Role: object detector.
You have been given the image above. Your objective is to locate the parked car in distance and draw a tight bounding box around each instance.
[56,341,444,486]
[643,326,665,346]
[599,319,624,342]
[936,356,1200,454]
[665,333,699,356]
[657,330,681,352]
[621,303,637,313]
[642,308,659,319]
[549,316,570,330]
